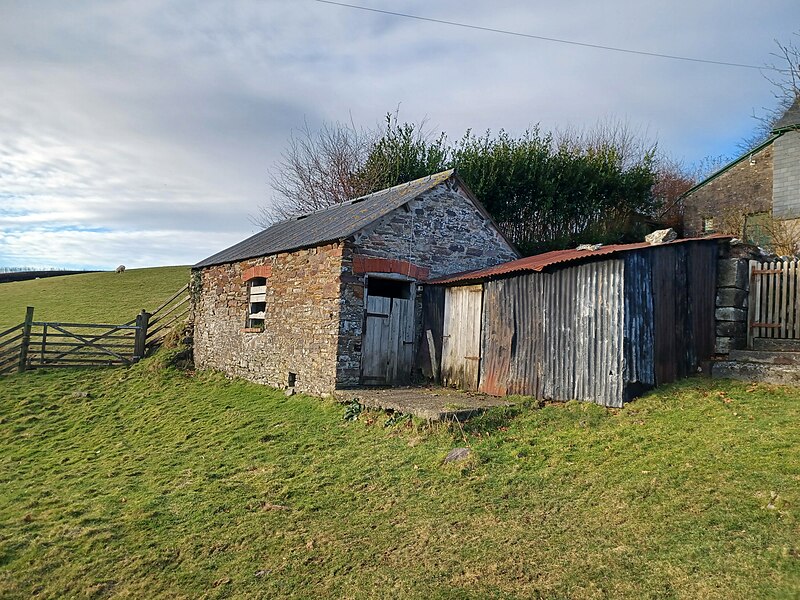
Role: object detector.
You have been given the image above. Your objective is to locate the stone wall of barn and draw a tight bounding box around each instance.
[349,181,519,278]
[683,144,773,237]
[335,183,520,386]
[192,242,345,395]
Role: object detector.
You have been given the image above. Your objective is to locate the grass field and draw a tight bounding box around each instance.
[1,354,798,599]
[0,266,189,331]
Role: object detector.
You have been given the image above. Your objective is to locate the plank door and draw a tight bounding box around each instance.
[361,285,415,385]
[441,285,483,390]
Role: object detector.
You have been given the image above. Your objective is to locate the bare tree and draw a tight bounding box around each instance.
[554,117,657,170]
[653,156,696,233]
[255,112,443,227]
[255,119,379,226]
[740,32,800,151]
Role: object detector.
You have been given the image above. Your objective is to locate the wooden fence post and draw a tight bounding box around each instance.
[134,310,150,360]
[18,306,34,373]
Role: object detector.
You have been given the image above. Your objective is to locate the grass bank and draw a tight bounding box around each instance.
[1,358,798,598]
[0,266,189,331]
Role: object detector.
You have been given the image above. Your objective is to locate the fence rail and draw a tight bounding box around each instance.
[748,259,800,346]
[145,284,190,350]
[0,283,191,375]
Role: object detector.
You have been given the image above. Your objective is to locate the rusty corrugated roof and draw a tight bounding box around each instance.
[428,234,730,285]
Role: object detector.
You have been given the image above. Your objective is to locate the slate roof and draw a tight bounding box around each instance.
[773,94,800,131]
[428,235,730,286]
[194,170,455,268]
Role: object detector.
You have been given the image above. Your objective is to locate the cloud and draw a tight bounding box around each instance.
[1,0,798,268]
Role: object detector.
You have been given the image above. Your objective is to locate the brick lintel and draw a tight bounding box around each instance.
[352,255,430,280]
[243,265,272,281]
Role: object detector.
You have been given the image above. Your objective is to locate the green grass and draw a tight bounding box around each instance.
[0,267,189,331]
[1,357,798,599]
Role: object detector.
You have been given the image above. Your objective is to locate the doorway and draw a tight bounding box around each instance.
[360,276,415,385]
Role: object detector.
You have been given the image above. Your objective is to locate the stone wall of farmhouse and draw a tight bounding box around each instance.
[773,130,800,219]
[336,184,520,386]
[192,242,345,395]
[683,144,773,237]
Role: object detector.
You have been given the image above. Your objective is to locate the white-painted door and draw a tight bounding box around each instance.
[361,292,415,384]
[441,285,483,390]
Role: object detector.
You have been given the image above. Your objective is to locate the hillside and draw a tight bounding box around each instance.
[0,360,798,598]
[0,266,189,330]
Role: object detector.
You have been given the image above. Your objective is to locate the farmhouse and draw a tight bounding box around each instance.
[423,236,727,407]
[683,96,800,241]
[192,170,519,395]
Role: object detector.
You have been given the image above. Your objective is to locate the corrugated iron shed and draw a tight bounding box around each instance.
[424,237,725,407]
[428,234,729,285]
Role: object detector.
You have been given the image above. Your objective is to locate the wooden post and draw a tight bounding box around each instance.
[426,329,439,382]
[41,323,48,365]
[134,310,150,360]
[18,306,34,373]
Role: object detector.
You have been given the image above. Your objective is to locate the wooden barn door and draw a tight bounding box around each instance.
[361,278,415,385]
[441,285,483,390]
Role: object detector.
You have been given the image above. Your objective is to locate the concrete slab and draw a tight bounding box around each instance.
[712,361,800,386]
[334,386,513,421]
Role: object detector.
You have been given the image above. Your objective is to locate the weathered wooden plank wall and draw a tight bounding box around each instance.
[440,285,483,390]
[649,242,717,385]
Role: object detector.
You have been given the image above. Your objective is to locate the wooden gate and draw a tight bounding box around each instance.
[748,259,800,347]
[361,289,415,385]
[441,284,483,390]
[0,284,190,375]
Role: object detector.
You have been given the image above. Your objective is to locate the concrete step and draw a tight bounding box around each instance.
[712,361,800,386]
[727,349,800,365]
[752,338,800,352]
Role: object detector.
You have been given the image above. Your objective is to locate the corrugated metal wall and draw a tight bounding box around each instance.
[479,259,626,407]
[623,251,655,394]
[424,240,720,407]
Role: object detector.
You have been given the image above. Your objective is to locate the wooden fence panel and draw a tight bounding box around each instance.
[749,259,800,344]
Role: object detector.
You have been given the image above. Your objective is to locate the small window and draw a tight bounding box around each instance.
[247,277,267,329]
[745,212,771,247]
[702,217,715,234]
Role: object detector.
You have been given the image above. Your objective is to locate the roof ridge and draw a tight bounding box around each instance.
[193,169,456,268]
[284,169,455,221]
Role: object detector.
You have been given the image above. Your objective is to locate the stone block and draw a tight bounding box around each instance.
[716,288,748,308]
[717,259,748,289]
[715,336,745,354]
[716,320,746,337]
[645,228,677,245]
[715,307,747,322]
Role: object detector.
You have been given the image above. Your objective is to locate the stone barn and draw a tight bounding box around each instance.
[192,170,519,395]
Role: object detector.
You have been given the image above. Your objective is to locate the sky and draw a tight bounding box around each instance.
[1,0,798,270]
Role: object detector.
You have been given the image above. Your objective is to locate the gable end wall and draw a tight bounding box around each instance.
[336,183,519,386]
[683,144,773,237]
